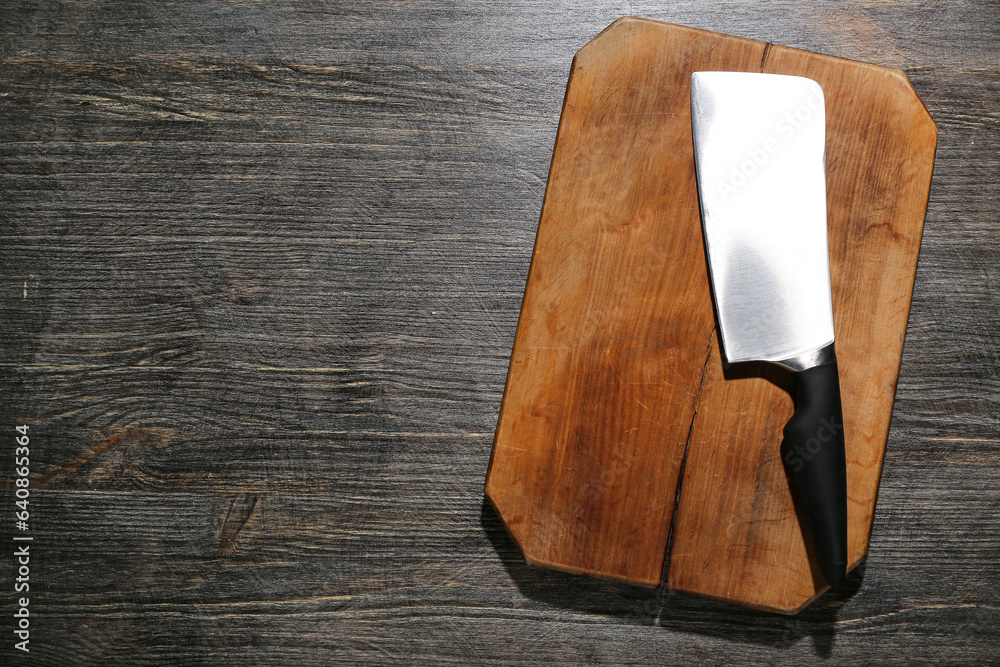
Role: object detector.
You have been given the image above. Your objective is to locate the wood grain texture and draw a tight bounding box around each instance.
[486,18,756,587]
[487,18,937,612]
[669,36,939,611]
[0,1,998,664]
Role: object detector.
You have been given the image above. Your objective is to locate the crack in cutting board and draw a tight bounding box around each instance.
[485,17,936,613]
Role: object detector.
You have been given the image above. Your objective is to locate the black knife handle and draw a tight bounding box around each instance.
[781,359,848,587]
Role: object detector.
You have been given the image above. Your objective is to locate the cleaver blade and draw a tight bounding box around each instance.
[690,71,847,588]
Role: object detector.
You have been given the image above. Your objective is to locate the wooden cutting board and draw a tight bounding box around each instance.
[485,17,936,613]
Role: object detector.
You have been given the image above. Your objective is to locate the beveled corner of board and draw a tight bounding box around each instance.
[883,65,939,143]
[484,481,664,589]
[570,16,642,75]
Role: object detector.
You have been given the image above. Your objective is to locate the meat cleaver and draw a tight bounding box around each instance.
[690,72,847,587]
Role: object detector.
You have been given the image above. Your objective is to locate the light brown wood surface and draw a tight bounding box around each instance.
[485,17,936,613]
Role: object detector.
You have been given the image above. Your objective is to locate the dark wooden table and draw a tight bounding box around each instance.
[1,2,997,664]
